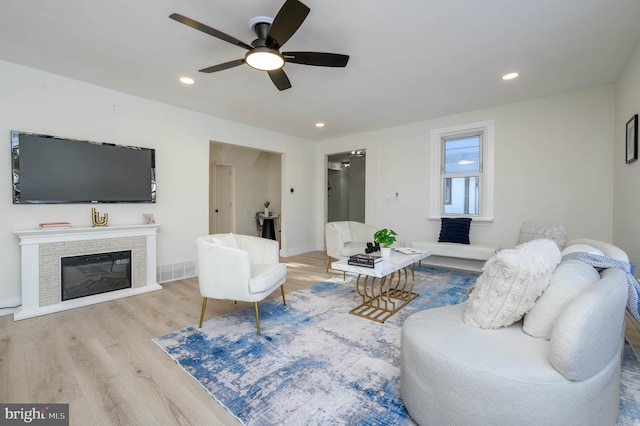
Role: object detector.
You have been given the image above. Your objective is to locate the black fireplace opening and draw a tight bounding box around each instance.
[61,250,132,301]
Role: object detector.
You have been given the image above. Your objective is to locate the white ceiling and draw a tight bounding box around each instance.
[1,0,640,141]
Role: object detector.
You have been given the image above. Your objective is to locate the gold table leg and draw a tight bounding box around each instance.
[349,263,419,323]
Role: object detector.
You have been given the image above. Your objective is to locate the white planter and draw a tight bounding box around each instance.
[264,208,269,216]
[381,247,391,258]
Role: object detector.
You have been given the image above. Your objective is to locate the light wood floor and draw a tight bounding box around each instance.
[1,251,639,425]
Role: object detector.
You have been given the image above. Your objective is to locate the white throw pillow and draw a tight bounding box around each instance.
[517,220,568,249]
[464,239,561,329]
[523,259,600,339]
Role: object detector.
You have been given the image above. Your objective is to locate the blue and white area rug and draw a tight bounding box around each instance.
[153,266,640,425]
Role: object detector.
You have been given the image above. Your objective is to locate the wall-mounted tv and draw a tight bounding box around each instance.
[11,131,156,204]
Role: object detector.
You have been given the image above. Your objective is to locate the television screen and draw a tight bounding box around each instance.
[11,131,156,204]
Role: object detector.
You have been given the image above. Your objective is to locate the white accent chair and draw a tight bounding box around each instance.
[196,233,287,335]
[400,240,629,425]
[325,221,378,273]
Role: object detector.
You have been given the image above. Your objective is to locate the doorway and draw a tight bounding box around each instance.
[327,150,366,222]
[209,142,282,238]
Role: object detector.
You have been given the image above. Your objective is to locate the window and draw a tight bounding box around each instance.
[430,120,494,221]
[443,134,480,215]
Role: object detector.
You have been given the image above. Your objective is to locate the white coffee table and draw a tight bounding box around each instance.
[331,249,431,322]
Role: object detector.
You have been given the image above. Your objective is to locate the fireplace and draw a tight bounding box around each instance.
[14,225,161,320]
[61,250,132,301]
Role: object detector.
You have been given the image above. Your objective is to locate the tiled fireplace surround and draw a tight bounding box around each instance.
[14,225,161,320]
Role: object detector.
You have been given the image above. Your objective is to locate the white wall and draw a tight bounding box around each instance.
[316,85,615,252]
[614,40,640,270]
[281,142,318,255]
[0,58,625,308]
[0,60,315,307]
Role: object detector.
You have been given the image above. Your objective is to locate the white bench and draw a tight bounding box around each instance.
[411,241,498,272]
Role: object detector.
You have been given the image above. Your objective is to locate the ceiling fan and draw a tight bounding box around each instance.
[169,0,349,91]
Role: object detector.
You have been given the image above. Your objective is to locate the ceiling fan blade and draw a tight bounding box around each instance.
[199,59,245,73]
[268,69,292,91]
[283,52,349,67]
[266,0,310,49]
[169,13,252,50]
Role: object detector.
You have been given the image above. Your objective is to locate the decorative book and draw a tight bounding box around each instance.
[39,222,71,229]
[348,254,383,268]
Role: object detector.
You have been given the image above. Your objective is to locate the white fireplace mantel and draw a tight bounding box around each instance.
[14,224,161,320]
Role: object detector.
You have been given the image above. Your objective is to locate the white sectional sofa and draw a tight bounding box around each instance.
[401,239,630,426]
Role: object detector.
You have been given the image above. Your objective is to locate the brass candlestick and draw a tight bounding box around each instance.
[91,207,108,227]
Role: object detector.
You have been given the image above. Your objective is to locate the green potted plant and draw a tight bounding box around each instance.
[374,228,397,257]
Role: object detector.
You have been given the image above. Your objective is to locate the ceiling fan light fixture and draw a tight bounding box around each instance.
[171,1,348,90]
[245,48,285,71]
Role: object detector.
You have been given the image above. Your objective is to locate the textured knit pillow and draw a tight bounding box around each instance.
[523,259,600,339]
[516,220,567,249]
[464,239,561,329]
[438,217,472,244]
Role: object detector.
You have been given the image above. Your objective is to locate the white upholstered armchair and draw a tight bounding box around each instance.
[196,233,287,335]
[325,221,378,272]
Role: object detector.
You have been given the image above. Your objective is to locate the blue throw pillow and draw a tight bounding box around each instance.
[438,218,472,244]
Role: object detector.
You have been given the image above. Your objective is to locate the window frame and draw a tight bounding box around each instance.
[429,120,495,222]
[443,177,452,205]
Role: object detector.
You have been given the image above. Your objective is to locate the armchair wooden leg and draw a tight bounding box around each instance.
[280,284,286,305]
[199,297,208,328]
[326,256,331,272]
[254,302,261,336]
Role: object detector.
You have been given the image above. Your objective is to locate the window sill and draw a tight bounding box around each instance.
[429,216,494,225]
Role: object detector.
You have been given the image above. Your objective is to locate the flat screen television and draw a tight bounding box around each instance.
[11,130,156,204]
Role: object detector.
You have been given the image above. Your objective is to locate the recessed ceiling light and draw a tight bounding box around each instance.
[502,72,519,81]
[179,76,195,85]
[315,122,325,128]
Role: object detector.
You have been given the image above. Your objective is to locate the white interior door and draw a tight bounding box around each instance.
[214,165,234,233]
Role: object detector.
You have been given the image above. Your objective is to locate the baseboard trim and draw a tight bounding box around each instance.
[0,297,21,309]
[0,307,15,317]
[281,245,316,258]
